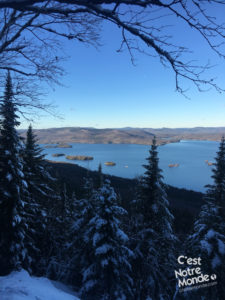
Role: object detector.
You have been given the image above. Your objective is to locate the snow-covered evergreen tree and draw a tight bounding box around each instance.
[131,136,176,299]
[23,124,63,276]
[80,179,133,300]
[83,172,94,199]
[66,178,96,288]
[45,183,75,280]
[22,125,49,273]
[187,137,225,299]
[0,73,29,275]
[23,125,47,198]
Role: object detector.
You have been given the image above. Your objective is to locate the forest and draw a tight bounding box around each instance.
[1,1,225,299]
[0,74,225,300]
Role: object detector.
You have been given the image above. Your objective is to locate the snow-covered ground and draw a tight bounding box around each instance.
[0,269,79,300]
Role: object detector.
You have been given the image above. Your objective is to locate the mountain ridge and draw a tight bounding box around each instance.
[18,126,225,145]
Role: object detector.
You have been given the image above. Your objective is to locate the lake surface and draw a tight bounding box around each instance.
[42,140,220,192]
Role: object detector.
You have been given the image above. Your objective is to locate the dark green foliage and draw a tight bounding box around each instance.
[23,124,63,276]
[96,163,103,188]
[187,137,225,300]
[0,75,216,299]
[46,159,203,235]
[80,179,133,300]
[131,137,177,299]
[66,179,96,289]
[0,73,29,275]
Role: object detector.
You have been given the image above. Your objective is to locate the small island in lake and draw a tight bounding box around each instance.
[66,155,93,161]
[57,144,72,148]
[52,153,65,157]
[168,163,179,168]
[45,143,72,149]
[45,145,56,149]
[104,161,116,166]
[205,160,215,166]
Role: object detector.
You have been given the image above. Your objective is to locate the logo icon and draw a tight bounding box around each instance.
[211,274,217,280]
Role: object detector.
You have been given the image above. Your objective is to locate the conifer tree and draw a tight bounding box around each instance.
[22,125,48,272]
[45,183,73,280]
[67,178,96,288]
[187,137,225,299]
[83,172,94,199]
[23,125,47,196]
[80,179,133,300]
[23,124,63,276]
[96,163,103,188]
[0,72,29,275]
[131,136,176,299]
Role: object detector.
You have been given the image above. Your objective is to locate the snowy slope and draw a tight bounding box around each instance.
[0,269,79,300]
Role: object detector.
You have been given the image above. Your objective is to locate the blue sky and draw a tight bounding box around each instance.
[20,10,225,129]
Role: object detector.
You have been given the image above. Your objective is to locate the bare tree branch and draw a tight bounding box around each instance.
[0,0,224,102]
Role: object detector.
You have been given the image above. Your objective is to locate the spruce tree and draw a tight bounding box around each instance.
[0,73,29,275]
[187,137,225,299]
[67,178,96,288]
[83,172,94,199]
[23,125,46,195]
[23,124,63,276]
[80,179,133,300]
[131,136,176,299]
[97,163,103,188]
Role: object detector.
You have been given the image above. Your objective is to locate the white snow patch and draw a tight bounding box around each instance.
[0,269,79,300]
[6,173,13,182]
[95,218,107,229]
[205,229,216,239]
[116,228,128,242]
[95,244,112,255]
[13,215,22,224]
[17,170,24,178]
[22,180,28,188]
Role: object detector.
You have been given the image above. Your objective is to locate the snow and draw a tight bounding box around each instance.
[0,269,79,300]
[6,173,12,182]
[22,180,28,188]
[116,228,128,242]
[101,258,109,267]
[95,244,112,255]
[93,218,107,229]
[17,170,24,178]
[4,191,11,197]
[13,215,22,224]
[205,229,216,239]
[82,265,95,281]
[82,279,97,291]
[92,232,103,246]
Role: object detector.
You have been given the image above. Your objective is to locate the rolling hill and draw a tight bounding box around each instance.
[18,126,225,145]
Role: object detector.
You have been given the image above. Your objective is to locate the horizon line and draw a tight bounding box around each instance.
[18,125,225,130]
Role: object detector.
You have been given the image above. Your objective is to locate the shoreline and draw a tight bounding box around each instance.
[41,139,220,147]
